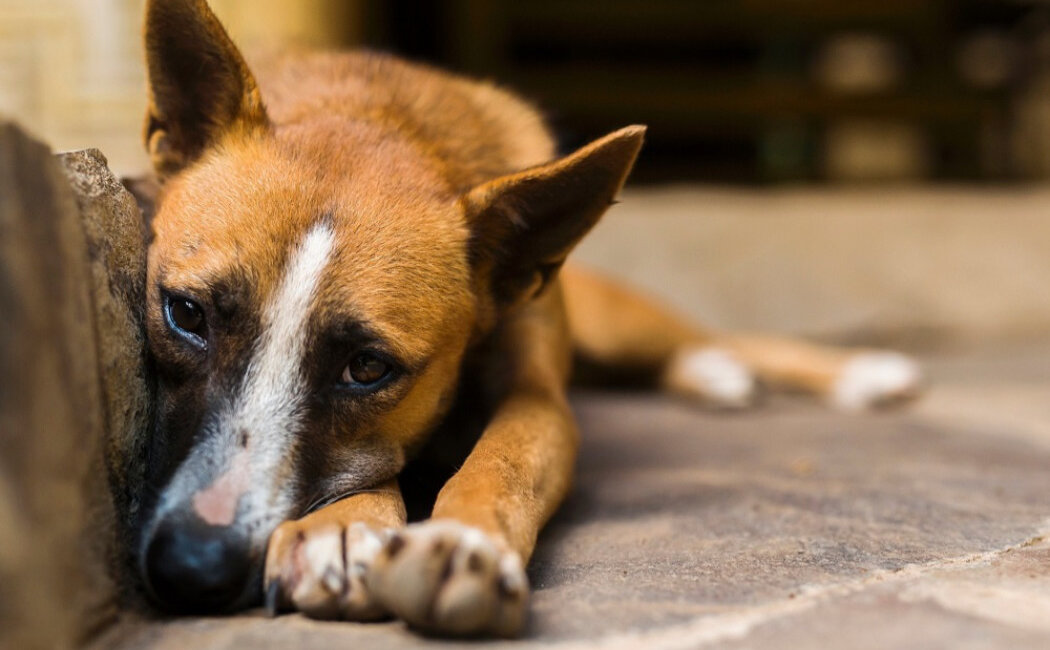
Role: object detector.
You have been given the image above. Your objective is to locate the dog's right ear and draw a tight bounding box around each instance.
[463,126,645,311]
[143,0,268,179]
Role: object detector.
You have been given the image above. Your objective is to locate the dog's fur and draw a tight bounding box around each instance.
[136,0,921,636]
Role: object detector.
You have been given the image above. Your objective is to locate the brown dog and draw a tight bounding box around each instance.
[136,0,921,636]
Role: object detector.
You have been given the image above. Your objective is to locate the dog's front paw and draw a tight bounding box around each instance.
[264,520,388,621]
[367,520,528,637]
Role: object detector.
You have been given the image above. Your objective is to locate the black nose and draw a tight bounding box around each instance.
[143,513,255,613]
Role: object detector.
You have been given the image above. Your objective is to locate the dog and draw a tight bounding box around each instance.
[135,0,922,636]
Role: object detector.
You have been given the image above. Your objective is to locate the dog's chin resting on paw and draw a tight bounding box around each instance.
[133,0,922,637]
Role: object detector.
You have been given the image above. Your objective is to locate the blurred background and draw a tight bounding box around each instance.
[5,0,1050,182]
[5,0,1050,347]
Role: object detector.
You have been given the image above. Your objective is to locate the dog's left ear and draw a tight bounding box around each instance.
[143,0,268,179]
[464,125,645,308]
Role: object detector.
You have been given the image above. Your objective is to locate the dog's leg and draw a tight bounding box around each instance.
[264,479,406,620]
[366,289,576,637]
[713,332,921,410]
[562,265,921,410]
[560,264,751,407]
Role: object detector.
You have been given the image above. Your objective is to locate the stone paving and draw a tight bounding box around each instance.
[106,344,1050,649]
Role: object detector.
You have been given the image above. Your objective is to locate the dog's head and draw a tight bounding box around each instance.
[137,0,643,612]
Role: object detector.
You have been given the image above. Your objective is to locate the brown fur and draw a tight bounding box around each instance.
[138,0,920,637]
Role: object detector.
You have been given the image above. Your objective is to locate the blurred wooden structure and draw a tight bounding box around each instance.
[402,0,1031,182]
[0,0,1044,182]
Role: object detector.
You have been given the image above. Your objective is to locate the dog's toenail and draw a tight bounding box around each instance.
[498,571,524,599]
[322,566,343,593]
[439,555,455,583]
[351,561,368,578]
[265,581,281,616]
[385,534,405,558]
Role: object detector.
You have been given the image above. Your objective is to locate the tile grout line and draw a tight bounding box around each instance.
[537,519,1050,650]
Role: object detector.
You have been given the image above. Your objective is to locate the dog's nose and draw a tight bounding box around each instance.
[143,513,254,612]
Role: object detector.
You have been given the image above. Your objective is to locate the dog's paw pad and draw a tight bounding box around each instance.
[665,347,757,409]
[367,520,528,637]
[264,520,387,621]
[832,352,922,411]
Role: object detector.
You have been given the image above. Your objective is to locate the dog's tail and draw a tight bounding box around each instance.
[560,265,921,411]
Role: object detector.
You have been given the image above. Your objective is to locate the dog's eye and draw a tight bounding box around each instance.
[165,296,206,344]
[340,353,391,388]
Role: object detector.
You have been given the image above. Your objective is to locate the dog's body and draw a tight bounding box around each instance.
[136,0,921,636]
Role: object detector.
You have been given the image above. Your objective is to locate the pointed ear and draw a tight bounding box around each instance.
[143,0,268,178]
[464,125,645,307]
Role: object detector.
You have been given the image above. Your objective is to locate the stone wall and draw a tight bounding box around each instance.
[0,122,151,649]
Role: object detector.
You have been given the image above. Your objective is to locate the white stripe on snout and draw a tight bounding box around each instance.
[237,223,334,431]
[225,222,335,514]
